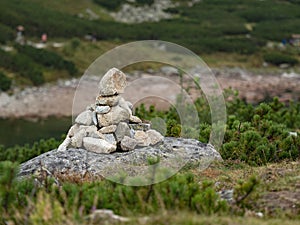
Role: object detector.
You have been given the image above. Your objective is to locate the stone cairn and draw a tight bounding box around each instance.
[58,68,164,153]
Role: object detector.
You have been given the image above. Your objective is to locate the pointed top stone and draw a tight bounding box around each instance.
[99,68,127,96]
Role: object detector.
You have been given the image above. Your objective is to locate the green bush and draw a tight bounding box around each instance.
[0,171,228,221]
[0,71,12,91]
[0,137,63,163]
[0,24,14,44]
[15,45,78,76]
[23,69,45,86]
[136,0,154,5]
[263,52,299,66]
[93,0,123,10]
[0,161,19,214]
[135,92,300,166]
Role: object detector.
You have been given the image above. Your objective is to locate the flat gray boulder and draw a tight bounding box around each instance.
[19,138,222,185]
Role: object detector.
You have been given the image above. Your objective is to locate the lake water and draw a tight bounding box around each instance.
[0,117,72,147]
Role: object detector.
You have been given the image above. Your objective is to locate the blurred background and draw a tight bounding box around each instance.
[0,0,300,147]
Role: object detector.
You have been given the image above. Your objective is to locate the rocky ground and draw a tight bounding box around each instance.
[0,68,300,119]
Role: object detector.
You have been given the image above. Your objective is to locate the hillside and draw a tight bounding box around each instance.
[1,0,300,46]
[1,0,300,90]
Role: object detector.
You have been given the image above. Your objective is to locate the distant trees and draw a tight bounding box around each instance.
[0,46,78,87]
[263,52,299,66]
[0,72,12,91]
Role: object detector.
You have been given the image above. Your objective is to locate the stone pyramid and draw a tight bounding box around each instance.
[58,68,164,153]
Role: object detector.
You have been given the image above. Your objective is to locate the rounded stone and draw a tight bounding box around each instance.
[95,105,111,114]
[134,130,151,147]
[98,68,127,96]
[71,128,86,148]
[97,105,130,127]
[83,137,116,154]
[115,122,131,142]
[75,110,93,126]
[146,129,164,145]
[99,125,117,134]
[129,115,142,124]
[121,136,137,151]
[104,133,117,145]
[96,95,121,107]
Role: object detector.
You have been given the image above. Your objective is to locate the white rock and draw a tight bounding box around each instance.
[146,129,164,145]
[67,124,80,138]
[104,133,117,145]
[71,128,86,148]
[134,130,151,147]
[289,131,298,137]
[57,137,71,151]
[75,110,93,126]
[115,122,131,142]
[96,95,121,107]
[256,212,264,218]
[119,97,132,115]
[96,105,110,114]
[83,137,116,154]
[89,209,129,223]
[129,115,142,124]
[98,68,127,96]
[99,125,117,134]
[126,101,133,110]
[83,125,101,138]
[97,105,130,127]
[121,136,137,151]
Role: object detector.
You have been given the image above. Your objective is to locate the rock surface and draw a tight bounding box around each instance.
[19,137,222,179]
[111,0,176,24]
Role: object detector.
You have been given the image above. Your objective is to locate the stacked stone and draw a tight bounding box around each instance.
[58,68,163,154]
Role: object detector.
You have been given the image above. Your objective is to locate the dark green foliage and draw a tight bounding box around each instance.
[0,24,14,44]
[1,0,300,56]
[0,161,19,214]
[191,180,228,215]
[0,137,63,163]
[0,49,45,85]
[234,176,260,210]
[0,71,12,91]
[0,0,92,39]
[263,52,299,66]
[15,45,78,76]
[221,98,300,165]
[0,45,77,86]
[135,92,300,166]
[136,0,154,5]
[24,68,44,86]
[0,171,228,221]
[93,0,123,10]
